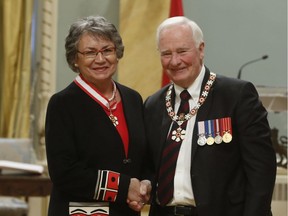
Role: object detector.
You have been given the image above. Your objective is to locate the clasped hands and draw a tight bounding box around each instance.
[127,178,151,212]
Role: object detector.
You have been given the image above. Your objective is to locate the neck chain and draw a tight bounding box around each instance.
[108,81,117,102]
[165,72,216,139]
[107,81,119,127]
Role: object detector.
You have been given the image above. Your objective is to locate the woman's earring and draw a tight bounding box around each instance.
[74,63,78,67]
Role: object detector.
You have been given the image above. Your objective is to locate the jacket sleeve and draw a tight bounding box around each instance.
[235,82,276,215]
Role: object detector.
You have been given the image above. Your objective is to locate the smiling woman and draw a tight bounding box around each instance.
[45,15,150,216]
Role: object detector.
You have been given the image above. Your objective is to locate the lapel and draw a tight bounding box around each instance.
[116,82,137,134]
[158,85,174,145]
[158,86,174,166]
[113,83,135,156]
[160,109,172,150]
[191,67,216,160]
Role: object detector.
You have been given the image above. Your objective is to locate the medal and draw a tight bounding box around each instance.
[197,121,207,146]
[206,136,214,145]
[205,120,214,145]
[214,134,222,144]
[221,117,232,143]
[109,114,119,127]
[107,82,119,127]
[165,72,216,137]
[214,119,222,144]
[223,132,232,143]
[171,127,186,142]
[197,135,207,146]
[75,76,119,127]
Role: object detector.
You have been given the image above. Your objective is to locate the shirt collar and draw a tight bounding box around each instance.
[174,65,205,101]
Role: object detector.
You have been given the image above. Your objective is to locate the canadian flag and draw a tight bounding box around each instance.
[161,0,184,87]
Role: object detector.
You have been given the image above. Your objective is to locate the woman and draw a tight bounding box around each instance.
[45,16,149,216]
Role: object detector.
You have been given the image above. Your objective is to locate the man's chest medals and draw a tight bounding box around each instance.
[165,72,216,142]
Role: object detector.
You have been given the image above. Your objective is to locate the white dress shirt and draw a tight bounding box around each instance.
[168,65,205,206]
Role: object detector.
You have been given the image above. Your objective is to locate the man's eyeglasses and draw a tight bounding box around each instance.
[77,47,116,59]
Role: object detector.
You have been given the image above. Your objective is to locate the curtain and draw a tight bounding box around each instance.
[119,0,170,100]
[0,0,33,138]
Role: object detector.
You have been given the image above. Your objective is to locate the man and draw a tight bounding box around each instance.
[144,16,276,216]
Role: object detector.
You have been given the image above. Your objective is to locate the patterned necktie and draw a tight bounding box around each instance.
[157,90,191,206]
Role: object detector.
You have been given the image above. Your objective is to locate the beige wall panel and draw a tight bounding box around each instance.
[119,0,169,100]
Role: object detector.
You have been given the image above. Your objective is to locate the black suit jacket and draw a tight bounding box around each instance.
[144,67,276,216]
[45,81,146,216]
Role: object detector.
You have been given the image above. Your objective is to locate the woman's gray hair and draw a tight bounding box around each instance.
[156,16,204,48]
[65,16,124,72]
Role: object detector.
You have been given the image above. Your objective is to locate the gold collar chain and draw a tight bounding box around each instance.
[165,72,216,126]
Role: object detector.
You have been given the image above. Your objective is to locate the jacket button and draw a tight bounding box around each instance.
[123,158,132,164]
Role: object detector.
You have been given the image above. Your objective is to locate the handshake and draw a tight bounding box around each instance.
[127,178,152,212]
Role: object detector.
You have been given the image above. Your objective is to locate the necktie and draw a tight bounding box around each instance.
[157,90,191,206]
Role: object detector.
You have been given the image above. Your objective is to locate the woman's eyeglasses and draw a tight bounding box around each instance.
[77,47,115,59]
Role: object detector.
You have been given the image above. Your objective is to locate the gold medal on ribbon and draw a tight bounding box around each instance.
[221,117,232,143]
[166,73,217,141]
[206,136,214,145]
[206,120,214,145]
[222,131,232,143]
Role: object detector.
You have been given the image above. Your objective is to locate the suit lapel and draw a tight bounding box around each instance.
[117,84,139,135]
[156,87,174,169]
[160,111,172,149]
[191,68,216,160]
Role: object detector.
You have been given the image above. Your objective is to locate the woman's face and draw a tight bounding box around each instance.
[74,32,118,86]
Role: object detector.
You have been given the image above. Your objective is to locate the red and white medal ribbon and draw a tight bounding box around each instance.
[214,118,222,144]
[74,75,118,126]
[221,117,232,143]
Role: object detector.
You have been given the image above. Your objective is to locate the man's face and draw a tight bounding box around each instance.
[158,24,204,88]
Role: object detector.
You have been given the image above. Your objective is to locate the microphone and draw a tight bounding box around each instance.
[237,55,268,79]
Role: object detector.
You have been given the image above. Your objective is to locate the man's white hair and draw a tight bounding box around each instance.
[156,16,204,48]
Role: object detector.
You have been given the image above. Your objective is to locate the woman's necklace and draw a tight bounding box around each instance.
[165,72,216,141]
[108,81,117,102]
[107,81,119,127]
